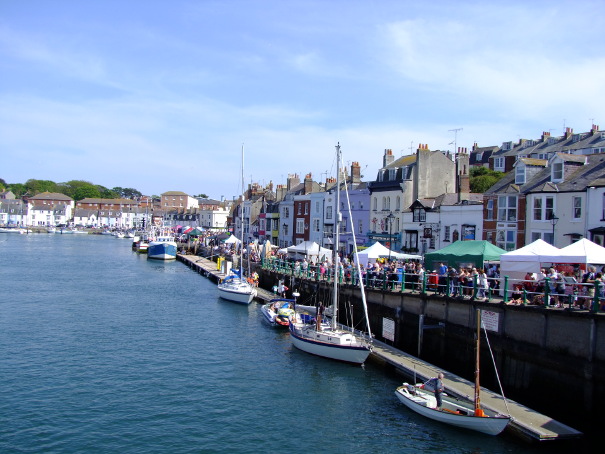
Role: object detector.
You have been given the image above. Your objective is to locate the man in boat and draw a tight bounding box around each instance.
[425,373,445,410]
[434,373,445,410]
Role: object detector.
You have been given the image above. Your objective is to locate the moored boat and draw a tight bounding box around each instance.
[217,272,257,304]
[288,143,372,365]
[147,234,177,260]
[260,298,295,326]
[394,309,511,435]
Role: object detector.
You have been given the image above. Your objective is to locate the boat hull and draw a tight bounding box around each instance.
[289,323,371,364]
[147,242,177,260]
[394,385,510,436]
[217,278,257,304]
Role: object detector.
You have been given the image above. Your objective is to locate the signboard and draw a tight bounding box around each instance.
[481,310,499,333]
[382,317,395,342]
[423,227,432,238]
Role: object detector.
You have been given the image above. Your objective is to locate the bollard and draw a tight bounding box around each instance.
[592,281,600,313]
[522,289,527,305]
[503,276,509,303]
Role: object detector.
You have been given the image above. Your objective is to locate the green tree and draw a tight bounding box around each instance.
[73,184,101,201]
[193,193,208,198]
[8,183,26,197]
[122,188,142,199]
[470,167,504,193]
[25,179,58,195]
[99,186,120,198]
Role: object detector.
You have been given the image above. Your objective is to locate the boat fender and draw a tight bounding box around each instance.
[474,408,486,417]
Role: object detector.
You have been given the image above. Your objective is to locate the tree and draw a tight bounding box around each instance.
[25,179,58,195]
[73,184,101,201]
[99,187,120,198]
[193,193,208,199]
[470,167,504,193]
[8,183,26,197]
[122,188,142,199]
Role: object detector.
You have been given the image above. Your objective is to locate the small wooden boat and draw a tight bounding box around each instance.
[394,309,511,435]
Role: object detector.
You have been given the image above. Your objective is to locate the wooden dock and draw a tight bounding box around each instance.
[176,253,582,442]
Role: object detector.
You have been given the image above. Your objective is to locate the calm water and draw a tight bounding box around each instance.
[0,234,568,453]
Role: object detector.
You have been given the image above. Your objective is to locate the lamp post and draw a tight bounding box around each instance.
[386,212,395,262]
[550,214,559,246]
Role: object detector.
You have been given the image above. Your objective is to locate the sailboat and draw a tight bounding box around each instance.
[394,309,511,435]
[217,144,258,305]
[288,143,372,364]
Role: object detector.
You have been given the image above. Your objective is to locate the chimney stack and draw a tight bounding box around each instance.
[304,173,313,195]
[351,161,361,184]
[383,149,394,167]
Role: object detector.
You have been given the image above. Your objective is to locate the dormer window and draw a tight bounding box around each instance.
[572,134,581,143]
[413,207,426,222]
[475,152,483,161]
[502,141,512,151]
[515,164,526,184]
[552,162,564,182]
[548,137,557,145]
[388,168,397,180]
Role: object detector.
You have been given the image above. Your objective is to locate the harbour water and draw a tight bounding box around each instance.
[0,234,572,453]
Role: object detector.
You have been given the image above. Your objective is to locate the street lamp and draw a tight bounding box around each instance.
[386,212,395,262]
[550,214,559,246]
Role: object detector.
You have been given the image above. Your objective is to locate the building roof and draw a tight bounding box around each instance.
[29,192,73,201]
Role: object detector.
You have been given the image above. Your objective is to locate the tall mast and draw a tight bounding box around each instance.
[240,143,245,277]
[475,308,482,415]
[332,143,341,330]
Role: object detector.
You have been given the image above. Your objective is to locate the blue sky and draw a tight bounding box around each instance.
[1,0,604,199]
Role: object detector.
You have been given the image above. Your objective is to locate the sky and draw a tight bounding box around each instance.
[1,0,604,200]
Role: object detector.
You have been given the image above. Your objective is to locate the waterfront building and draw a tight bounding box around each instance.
[160,191,199,210]
[368,146,470,254]
[0,199,26,226]
[27,192,74,225]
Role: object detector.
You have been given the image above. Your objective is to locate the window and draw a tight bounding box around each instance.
[533,198,542,221]
[395,196,400,211]
[315,201,320,213]
[515,165,525,184]
[304,203,308,215]
[552,162,564,181]
[313,219,320,232]
[326,205,333,220]
[296,219,304,234]
[297,204,301,215]
[444,226,450,242]
[493,157,504,171]
[389,168,396,180]
[413,208,426,222]
[373,197,377,211]
[486,199,494,220]
[573,197,582,219]
[497,196,517,221]
[284,207,289,218]
[496,229,516,251]
[358,220,363,234]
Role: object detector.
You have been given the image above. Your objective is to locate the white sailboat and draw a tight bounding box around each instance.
[217,144,257,305]
[289,143,372,364]
[394,309,511,435]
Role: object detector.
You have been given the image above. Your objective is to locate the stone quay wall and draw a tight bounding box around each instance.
[258,266,604,436]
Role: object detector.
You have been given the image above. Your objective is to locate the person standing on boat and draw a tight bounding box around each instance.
[426,373,445,410]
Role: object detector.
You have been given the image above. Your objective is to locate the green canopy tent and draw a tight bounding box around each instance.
[424,240,506,271]
[187,227,205,237]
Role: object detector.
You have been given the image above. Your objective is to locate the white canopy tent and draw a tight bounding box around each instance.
[354,241,422,265]
[224,235,242,244]
[286,241,333,261]
[500,239,561,282]
[542,238,605,264]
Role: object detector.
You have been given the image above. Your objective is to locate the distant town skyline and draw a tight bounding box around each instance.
[2,0,604,199]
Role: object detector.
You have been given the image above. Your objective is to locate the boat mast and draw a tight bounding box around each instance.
[332,143,341,330]
[240,143,245,278]
[475,308,483,416]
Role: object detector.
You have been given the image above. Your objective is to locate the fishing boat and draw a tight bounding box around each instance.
[288,143,372,365]
[394,309,511,435]
[217,144,258,305]
[260,298,296,326]
[147,231,177,260]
